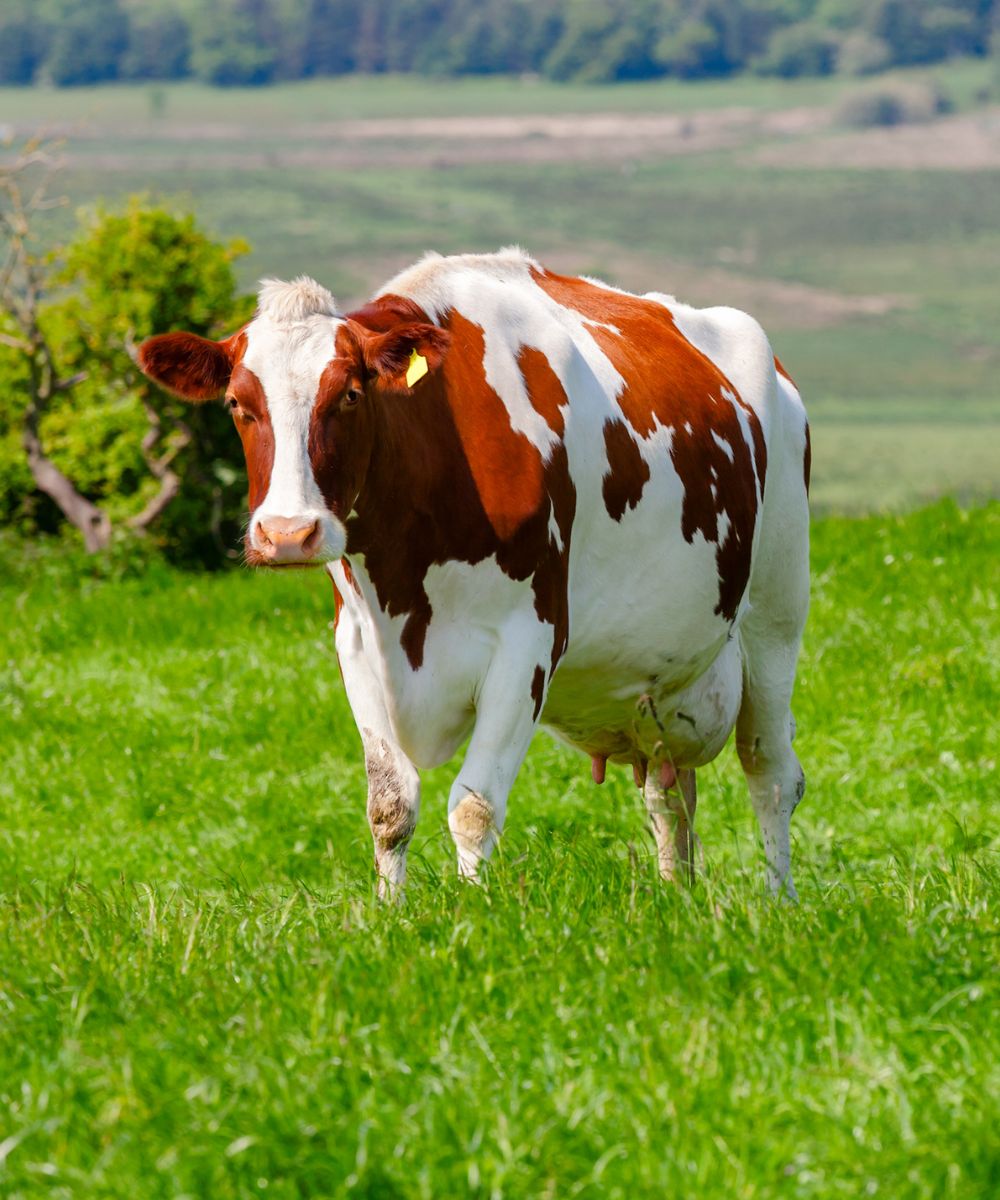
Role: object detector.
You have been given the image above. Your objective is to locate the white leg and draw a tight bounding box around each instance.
[643,762,698,882]
[448,618,551,880]
[737,713,804,898]
[737,622,807,899]
[335,596,419,899]
[363,729,420,899]
[735,411,810,898]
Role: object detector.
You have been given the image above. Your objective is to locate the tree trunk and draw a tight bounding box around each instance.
[22,388,112,553]
[23,427,112,552]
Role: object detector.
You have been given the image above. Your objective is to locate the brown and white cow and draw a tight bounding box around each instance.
[139,249,810,897]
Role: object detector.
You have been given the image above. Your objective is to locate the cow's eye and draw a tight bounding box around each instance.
[344,387,363,408]
[227,396,256,423]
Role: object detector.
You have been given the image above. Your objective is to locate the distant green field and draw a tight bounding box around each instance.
[1,501,997,1197]
[0,58,991,124]
[3,62,997,515]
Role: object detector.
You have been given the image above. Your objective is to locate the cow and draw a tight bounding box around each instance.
[139,249,810,898]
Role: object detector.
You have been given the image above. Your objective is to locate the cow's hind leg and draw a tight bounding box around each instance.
[735,382,810,897]
[736,649,805,899]
[643,762,698,882]
[735,506,809,897]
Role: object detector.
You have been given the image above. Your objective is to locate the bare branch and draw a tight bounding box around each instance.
[129,400,193,531]
[2,134,113,552]
[123,327,141,366]
[128,472,182,531]
[53,370,88,393]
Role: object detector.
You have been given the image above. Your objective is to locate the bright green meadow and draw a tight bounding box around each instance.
[1,500,998,1198]
[2,65,999,1198]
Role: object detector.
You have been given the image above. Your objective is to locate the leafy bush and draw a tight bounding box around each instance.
[836,31,892,76]
[754,23,841,78]
[655,21,728,80]
[837,80,954,127]
[0,197,255,566]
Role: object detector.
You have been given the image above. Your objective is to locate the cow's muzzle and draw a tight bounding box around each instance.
[254,516,323,564]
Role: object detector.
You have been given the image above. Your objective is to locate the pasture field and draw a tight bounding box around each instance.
[1,500,998,1198]
[3,60,999,514]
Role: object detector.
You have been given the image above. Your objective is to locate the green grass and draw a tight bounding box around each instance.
[1,501,998,1198]
[1,59,991,126]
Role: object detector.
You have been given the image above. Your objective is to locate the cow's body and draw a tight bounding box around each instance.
[140,249,810,896]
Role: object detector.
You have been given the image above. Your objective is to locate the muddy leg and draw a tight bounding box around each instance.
[448,621,552,881]
[643,761,697,883]
[363,730,420,900]
[334,581,420,900]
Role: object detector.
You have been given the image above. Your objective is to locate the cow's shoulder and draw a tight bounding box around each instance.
[350,252,577,673]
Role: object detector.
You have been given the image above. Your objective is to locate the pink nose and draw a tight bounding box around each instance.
[256,516,322,563]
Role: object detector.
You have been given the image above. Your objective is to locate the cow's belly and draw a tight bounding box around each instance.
[543,634,742,768]
[541,462,749,766]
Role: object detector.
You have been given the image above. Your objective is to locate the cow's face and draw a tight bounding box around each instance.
[138,278,449,566]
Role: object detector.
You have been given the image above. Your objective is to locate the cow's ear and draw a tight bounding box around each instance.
[138,330,241,401]
[361,322,450,393]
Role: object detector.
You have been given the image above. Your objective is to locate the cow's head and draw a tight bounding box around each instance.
[138,278,449,565]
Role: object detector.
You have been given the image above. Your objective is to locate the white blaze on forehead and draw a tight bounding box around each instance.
[244,277,348,550]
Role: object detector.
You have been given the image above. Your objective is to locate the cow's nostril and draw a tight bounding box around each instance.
[301,521,321,557]
[256,524,273,547]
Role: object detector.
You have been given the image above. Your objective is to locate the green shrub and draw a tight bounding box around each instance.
[836,31,892,76]
[754,23,840,79]
[837,79,954,127]
[0,199,255,566]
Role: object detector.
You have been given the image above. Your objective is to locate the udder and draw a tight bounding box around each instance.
[543,637,744,772]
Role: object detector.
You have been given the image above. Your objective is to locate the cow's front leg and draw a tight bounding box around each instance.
[448,627,551,880]
[357,717,420,899]
[334,580,420,899]
[363,730,420,898]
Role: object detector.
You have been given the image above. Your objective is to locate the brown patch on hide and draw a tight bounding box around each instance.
[530,665,546,721]
[532,268,765,622]
[444,312,546,541]
[338,303,573,673]
[602,419,650,521]
[518,344,566,435]
[803,422,812,495]
[228,361,274,514]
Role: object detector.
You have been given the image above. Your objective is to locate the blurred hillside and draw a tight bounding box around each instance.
[1,0,999,88]
[2,59,998,539]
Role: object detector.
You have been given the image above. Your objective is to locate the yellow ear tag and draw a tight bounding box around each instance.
[406,349,428,388]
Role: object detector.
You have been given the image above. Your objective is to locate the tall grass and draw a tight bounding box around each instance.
[1,501,997,1197]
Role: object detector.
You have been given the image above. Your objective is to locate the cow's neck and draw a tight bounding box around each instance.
[343,373,497,649]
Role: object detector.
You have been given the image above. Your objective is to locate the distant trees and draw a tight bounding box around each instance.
[0,142,253,561]
[0,0,996,87]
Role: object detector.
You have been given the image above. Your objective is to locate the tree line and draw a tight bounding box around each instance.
[0,0,997,88]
